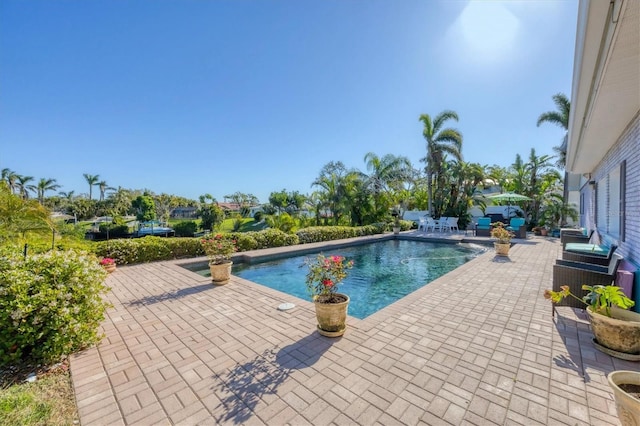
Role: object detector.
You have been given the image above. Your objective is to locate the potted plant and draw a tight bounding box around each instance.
[490,222,513,256]
[201,234,237,285]
[392,215,401,234]
[544,285,639,356]
[99,257,116,273]
[305,254,354,337]
[607,371,640,426]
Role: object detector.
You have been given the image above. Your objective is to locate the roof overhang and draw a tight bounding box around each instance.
[567,0,640,174]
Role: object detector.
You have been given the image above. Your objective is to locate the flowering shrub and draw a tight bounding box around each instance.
[0,248,111,366]
[544,284,634,317]
[305,254,354,301]
[201,234,237,265]
[99,257,115,266]
[490,222,513,244]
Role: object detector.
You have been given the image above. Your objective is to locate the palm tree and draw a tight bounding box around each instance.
[36,178,61,204]
[97,180,115,201]
[363,152,411,217]
[83,173,100,200]
[58,190,75,200]
[419,110,463,216]
[1,168,18,194]
[537,93,570,168]
[16,175,36,200]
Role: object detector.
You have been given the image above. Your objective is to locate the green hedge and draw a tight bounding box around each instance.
[93,237,204,265]
[0,248,110,366]
[295,224,385,244]
[93,226,391,265]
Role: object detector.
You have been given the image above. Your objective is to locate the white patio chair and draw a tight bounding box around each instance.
[439,217,451,232]
[419,216,437,232]
[448,217,459,232]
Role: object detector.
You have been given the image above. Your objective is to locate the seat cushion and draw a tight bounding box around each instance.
[565,243,608,255]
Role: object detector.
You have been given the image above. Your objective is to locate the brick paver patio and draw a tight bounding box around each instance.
[70,234,635,425]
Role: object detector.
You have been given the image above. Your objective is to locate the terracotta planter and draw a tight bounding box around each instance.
[102,264,116,273]
[608,371,640,426]
[209,261,233,285]
[540,229,548,236]
[587,306,640,356]
[314,293,350,337]
[494,242,510,256]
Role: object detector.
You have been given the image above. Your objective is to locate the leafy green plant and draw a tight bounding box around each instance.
[173,221,198,237]
[490,222,513,244]
[0,248,111,366]
[544,284,635,317]
[201,234,237,265]
[305,254,354,302]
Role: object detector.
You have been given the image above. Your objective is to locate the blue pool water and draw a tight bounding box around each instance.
[227,240,484,319]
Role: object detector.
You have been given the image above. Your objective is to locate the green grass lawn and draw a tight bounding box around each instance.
[0,367,77,426]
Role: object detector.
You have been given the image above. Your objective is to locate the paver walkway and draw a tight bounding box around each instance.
[70,235,635,425]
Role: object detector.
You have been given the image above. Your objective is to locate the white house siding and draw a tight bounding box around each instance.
[582,112,640,310]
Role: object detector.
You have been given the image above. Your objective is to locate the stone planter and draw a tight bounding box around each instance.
[392,227,401,235]
[494,242,510,256]
[209,261,233,285]
[587,306,640,357]
[314,293,350,337]
[608,371,640,426]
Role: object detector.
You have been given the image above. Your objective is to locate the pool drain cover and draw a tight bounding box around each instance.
[278,302,295,311]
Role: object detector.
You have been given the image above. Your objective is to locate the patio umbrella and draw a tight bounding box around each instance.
[487,192,532,218]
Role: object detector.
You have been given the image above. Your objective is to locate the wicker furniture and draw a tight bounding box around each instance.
[560,229,593,245]
[562,244,618,266]
[552,253,623,311]
[475,217,491,237]
[506,218,527,239]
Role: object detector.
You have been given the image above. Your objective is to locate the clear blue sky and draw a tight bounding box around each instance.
[0,0,578,203]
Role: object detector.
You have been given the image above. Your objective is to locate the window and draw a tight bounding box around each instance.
[595,161,626,240]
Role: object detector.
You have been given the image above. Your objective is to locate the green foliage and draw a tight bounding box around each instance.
[0,248,110,366]
[0,184,53,244]
[92,237,204,264]
[545,284,635,317]
[296,225,384,244]
[197,199,224,231]
[173,221,198,237]
[232,217,243,232]
[305,254,353,299]
[132,195,156,222]
[265,213,295,233]
[201,234,237,265]
[246,229,298,248]
[253,211,263,222]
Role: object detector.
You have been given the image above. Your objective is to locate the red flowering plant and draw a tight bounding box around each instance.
[201,234,237,265]
[99,258,115,266]
[305,254,354,303]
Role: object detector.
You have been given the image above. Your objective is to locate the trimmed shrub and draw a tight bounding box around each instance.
[251,229,298,248]
[0,248,111,366]
[173,221,198,237]
[93,237,204,264]
[296,225,384,244]
[253,211,263,222]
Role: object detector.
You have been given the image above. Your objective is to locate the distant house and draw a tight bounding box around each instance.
[217,202,241,212]
[170,207,198,219]
[567,0,639,309]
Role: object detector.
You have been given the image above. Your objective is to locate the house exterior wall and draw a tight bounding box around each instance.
[581,112,640,310]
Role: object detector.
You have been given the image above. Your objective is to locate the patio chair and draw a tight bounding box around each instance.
[506,218,526,239]
[552,253,623,312]
[438,217,451,232]
[475,217,491,237]
[563,244,617,266]
[417,216,436,232]
[561,229,594,245]
[448,217,459,232]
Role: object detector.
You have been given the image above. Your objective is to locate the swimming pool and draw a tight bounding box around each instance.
[192,240,484,319]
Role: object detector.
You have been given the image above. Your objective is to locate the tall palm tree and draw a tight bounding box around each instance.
[16,175,35,200]
[419,110,463,216]
[363,152,411,217]
[97,180,115,201]
[1,168,18,194]
[83,173,100,200]
[36,178,61,204]
[537,93,570,168]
